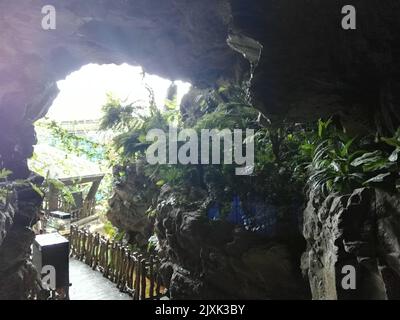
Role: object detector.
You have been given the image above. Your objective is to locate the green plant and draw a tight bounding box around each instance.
[103,220,117,239]
[32,116,115,215]
[147,234,159,252]
[0,169,12,206]
[100,88,191,193]
[304,119,399,197]
[100,89,180,162]
[0,170,47,208]
[382,128,400,162]
[36,119,104,161]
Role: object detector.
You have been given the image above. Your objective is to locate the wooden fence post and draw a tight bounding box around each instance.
[140,259,147,300]
[149,255,155,299]
[68,227,166,300]
[133,254,141,300]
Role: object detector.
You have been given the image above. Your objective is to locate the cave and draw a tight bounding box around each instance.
[1,0,400,301]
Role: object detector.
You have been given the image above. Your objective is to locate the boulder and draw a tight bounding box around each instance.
[107,163,156,247]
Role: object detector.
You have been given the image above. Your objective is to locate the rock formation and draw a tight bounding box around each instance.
[155,186,310,299]
[302,188,400,299]
[1,0,400,299]
[0,176,43,299]
[107,163,156,247]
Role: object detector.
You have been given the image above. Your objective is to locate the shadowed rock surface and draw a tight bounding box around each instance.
[107,163,156,247]
[155,186,310,299]
[0,176,43,299]
[302,188,400,299]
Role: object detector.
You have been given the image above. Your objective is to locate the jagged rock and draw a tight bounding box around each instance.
[0,195,15,247]
[0,261,38,300]
[156,187,310,299]
[231,0,400,134]
[107,163,156,246]
[0,177,43,300]
[302,187,400,300]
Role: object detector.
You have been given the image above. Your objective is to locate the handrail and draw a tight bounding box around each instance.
[58,174,105,186]
[69,225,166,300]
[46,174,105,220]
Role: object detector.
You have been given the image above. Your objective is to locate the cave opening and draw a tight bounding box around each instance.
[28,62,191,235]
[1,0,400,303]
[24,63,194,299]
[22,59,312,300]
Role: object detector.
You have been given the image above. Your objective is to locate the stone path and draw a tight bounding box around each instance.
[69,258,131,300]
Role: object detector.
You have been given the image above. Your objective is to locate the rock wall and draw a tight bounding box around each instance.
[302,188,400,299]
[231,0,400,134]
[0,176,43,300]
[107,163,156,247]
[155,186,310,299]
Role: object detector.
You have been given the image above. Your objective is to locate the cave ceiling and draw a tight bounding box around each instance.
[1,0,400,176]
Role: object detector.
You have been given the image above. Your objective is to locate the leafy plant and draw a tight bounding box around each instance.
[36,119,104,161]
[0,169,12,206]
[382,128,400,163]
[100,89,180,162]
[304,119,399,197]
[103,220,117,239]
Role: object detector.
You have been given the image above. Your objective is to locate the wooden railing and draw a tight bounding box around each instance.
[69,225,165,300]
[46,174,104,222]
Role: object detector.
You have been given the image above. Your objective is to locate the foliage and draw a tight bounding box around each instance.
[0,169,12,206]
[101,84,306,214]
[194,85,258,130]
[100,90,180,163]
[32,115,117,216]
[101,89,186,189]
[0,169,12,181]
[100,80,400,236]
[302,119,399,197]
[103,220,117,239]
[0,169,48,209]
[36,120,104,161]
[147,234,159,253]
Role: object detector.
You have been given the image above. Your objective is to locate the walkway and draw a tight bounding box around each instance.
[69,258,131,300]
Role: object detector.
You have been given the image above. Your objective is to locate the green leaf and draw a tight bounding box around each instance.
[363,173,391,185]
[30,183,44,197]
[389,149,399,162]
[382,137,400,148]
[350,151,382,167]
[0,169,12,180]
[218,86,228,93]
[340,137,356,157]
[318,118,332,138]
[330,161,340,172]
